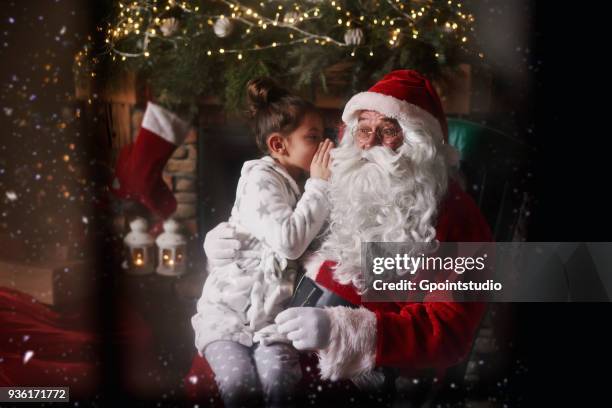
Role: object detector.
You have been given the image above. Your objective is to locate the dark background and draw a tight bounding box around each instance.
[1,0,611,405]
[520,2,612,406]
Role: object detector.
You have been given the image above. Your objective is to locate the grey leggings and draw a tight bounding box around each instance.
[204,340,302,408]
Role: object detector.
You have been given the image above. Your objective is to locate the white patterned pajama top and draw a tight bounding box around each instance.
[192,155,330,354]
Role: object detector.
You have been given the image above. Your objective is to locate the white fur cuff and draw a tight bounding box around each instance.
[142,101,191,145]
[302,251,325,279]
[317,306,378,381]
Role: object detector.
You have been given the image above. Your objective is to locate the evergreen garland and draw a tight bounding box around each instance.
[75,0,482,115]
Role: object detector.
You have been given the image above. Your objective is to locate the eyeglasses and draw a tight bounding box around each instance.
[354,126,402,143]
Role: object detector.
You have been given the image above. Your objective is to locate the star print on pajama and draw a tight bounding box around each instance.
[192,155,330,406]
[257,178,274,192]
[257,202,270,218]
[204,340,302,408]
[192,154,330,353]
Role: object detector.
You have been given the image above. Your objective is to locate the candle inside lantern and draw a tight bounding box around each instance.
[175,247,184,264]
[162,249,173,266]
[133,248,144,267]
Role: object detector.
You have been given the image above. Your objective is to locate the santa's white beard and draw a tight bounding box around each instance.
[320,138,449,292]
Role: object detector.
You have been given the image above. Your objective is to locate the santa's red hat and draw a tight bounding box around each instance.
[342,70,448,144]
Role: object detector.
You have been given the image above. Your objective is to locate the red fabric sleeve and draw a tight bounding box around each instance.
[374,180,493,371]
[374,302,486,370]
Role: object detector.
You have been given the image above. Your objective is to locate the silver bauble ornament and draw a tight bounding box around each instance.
[213,17,234,38]
[344,28,364,46]
[160,17,180,37]
[283,11,300,25]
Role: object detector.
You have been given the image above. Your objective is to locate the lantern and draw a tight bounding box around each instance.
[123,217,155,275]
[155,219,187,276]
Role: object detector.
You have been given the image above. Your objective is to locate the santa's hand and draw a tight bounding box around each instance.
[203,222,240,267]
[275,307,331,351]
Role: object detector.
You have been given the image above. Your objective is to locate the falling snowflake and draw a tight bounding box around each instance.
[23,350,34,364]
[188,375,198,384]
[6,191,17,201]
[81,216,88,224]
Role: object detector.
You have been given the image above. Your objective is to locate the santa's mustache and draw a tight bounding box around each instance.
[330,144,411,182]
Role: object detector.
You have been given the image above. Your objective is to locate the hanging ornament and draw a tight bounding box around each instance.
[213,16,234,38]
[160,17,180,37]
[344,28,364,46]
[137,36,150,51]
[282,11,300,25]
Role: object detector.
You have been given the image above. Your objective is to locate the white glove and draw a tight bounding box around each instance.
[275,307,331,351]
[203,222,240,267]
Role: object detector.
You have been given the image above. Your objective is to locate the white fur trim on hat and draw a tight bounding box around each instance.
[317,306,378,382]
[142,102,191,145]
[342,91,445,143]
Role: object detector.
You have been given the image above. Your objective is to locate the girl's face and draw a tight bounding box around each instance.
[283,111,325,175]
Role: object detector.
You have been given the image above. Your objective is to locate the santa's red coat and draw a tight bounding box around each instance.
[184,179,493,400]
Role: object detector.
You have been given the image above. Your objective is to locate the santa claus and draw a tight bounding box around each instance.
[188,70,493,403]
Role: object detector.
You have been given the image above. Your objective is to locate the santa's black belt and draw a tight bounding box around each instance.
[288,274,358,309]
[287,274,399,392]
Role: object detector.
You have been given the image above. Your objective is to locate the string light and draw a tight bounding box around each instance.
[97,0,476,62]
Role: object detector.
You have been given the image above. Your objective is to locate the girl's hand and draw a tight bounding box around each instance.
[275,307,331,351]
[310,139,334,181]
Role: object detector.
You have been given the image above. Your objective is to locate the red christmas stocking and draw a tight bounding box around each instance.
[111,102,191,219]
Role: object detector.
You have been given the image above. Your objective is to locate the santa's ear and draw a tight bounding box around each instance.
[267,133,287,155]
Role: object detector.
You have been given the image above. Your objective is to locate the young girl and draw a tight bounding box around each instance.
[191,78,333,408]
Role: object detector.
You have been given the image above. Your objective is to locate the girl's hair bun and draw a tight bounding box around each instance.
[245,77,317,154]
[246,77,289,118]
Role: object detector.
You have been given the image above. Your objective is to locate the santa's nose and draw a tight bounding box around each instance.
[361,134,382,149]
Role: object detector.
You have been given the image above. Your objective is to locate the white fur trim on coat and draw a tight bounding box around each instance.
[142,101,191,145]
[317,306,378,382]
[342,91,445,144]
[302,251,325,280]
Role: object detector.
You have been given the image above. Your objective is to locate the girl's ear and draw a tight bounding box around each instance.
[267,133,287,156]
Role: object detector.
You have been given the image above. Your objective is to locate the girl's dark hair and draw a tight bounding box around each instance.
[246,77,317,154]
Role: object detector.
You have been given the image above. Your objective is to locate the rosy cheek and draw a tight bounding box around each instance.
[383,136,403,151]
